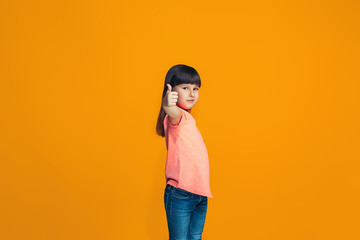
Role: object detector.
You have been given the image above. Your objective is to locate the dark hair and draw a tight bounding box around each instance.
[156,64,201,137]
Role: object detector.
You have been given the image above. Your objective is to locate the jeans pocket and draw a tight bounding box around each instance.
[173,187,192,199]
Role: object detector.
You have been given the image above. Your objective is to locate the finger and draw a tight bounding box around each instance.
[166,84,172,92]
[169,96,178,101]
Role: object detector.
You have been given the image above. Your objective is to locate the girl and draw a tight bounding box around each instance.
[156,64,213,240]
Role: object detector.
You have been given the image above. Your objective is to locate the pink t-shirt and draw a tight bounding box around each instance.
[164,108,213,198]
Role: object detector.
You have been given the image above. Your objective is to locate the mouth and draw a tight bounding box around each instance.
[187,100,195,103]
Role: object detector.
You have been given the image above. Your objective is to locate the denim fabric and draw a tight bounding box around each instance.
[164,184,208,240]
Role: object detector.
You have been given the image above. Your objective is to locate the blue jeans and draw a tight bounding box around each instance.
[164,184,208,240]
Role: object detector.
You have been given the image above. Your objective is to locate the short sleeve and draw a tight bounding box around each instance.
[164,109,188,128]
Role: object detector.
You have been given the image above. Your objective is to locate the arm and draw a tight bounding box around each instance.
[162,84,182,125]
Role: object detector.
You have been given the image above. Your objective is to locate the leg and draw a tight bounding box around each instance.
[188,196,208,240]
[164,185,194,240]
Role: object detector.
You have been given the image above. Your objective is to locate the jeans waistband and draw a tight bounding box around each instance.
[166,184,208,200]
[166,184,175,190]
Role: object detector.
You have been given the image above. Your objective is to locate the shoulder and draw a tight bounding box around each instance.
[165,108,191,127]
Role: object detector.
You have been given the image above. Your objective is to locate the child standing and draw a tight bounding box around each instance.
[156,64,213,240]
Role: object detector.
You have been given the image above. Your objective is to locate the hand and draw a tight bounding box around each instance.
[162,84,178,107]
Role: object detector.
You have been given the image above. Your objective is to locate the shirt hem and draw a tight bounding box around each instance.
[167,180,213,198]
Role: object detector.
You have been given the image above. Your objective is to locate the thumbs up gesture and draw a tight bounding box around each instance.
[163,84,178,107]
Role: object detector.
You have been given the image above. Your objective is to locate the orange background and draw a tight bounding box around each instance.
[1,0,359,239]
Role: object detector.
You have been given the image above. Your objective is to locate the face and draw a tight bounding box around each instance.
[173,83,200,110]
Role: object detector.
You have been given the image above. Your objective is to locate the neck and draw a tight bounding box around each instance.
[179,106,191,113]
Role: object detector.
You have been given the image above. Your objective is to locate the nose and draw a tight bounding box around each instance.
[190,91,195,97]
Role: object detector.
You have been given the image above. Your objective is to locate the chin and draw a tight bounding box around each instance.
[177,104,191,111]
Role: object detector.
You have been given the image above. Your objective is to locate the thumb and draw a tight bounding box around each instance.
[166,84,172,92]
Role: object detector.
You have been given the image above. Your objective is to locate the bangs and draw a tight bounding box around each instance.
[170,66,201,87]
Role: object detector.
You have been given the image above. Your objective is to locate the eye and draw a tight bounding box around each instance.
[194,88,199,91]
[183,87,188,90]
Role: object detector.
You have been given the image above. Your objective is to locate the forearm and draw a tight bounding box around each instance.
[163,104,181,119]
